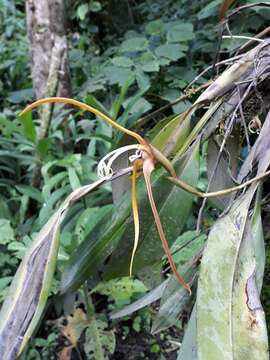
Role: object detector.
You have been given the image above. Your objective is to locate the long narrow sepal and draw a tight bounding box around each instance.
[129,159,141,276]
[142,155,192,295]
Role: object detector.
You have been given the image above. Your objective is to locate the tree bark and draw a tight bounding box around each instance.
[26,0,71,100]
[26,0,72,188]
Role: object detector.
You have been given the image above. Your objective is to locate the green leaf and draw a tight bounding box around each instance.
[151,112,190,155]
[145,20,164,35]
[8,88,33,104]
[231,219,268,359]
[19,112,37,143]
[177,305,198,360]
[197,187,266,359]
[197,0,220,19]
[0,219,14,245]
[93,277,147,304]
[36,138,50,157]
[74,206,113,243]
[251,186,264,292]
[77,4,89,20]
[16,185,44,203]
[103,65,135,86]
[123,97,152,115]
[89,1,102,12]
[120,37,148,52]
[151,262,197,334]
[7,241,27,258]
[84,319,115,359]
[0,179,105,358]
[111,56,133,68]
[60,194,130,293]
[155,44,185,61]
[167,23,194,43]
[68,167,81,191]
[110,280,168,319]
[171,231,206,265]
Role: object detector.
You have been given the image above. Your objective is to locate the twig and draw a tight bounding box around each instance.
[223,35,264,43]
[237,26,270,54]
[237,85,250,151]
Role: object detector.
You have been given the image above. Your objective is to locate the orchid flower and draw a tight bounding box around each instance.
[20,97,192,294]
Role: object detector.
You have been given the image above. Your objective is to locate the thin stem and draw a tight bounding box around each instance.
[168,168,270,198]
[20,97,148,148]
[83,283,95,321]
[223,35,264,43]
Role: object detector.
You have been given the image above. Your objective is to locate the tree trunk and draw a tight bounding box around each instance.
[26,0,71,100]
[26,0,72,188]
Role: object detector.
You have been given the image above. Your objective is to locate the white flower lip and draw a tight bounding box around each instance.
[97,144,144,180]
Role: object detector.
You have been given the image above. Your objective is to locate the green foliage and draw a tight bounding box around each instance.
[1,0,270,358]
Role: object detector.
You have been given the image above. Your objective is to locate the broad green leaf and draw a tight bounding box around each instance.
[177,305,198,360]
[73,205,113,245]
[19,109,37,143]
[145,20,164,35]
[8,88,33,104]
[0,179,105,358]
[197,185,264,360]
[77,4,89,20]
[142,60,159,73]
[120,37,148,52]
[151,262,197,334]
[124,97,152,115]
[110,280,168,319]
[16,185,44,203]
[68,167,81,190]
[111,56,133,68]
[84,319,115,359]
[171,231,206,266]
[167,23,194,43]
[197,0,220,19]
[0,219,14,245]
[89,1,102,12]
[232,220,268,359]
[42,171,67,199]
[155,44,185,61]
[93,277,147,304]
[60,192,131,293]
[102,65,134,86]
[151,112,190,156]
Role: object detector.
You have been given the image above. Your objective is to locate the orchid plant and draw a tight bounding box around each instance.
[21,97,192,294]
[20,96,270,296]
